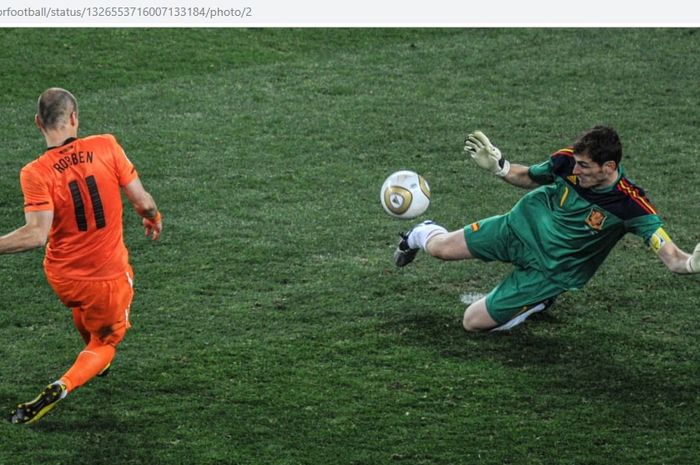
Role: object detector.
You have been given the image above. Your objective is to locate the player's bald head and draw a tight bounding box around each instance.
[37,88,78,131]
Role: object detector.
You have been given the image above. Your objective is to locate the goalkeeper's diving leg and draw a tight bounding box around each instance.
[394,220,473,267]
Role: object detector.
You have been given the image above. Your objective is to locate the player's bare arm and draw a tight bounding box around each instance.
[657,239,700,274]
[502,164,540,189]
[0,211,53,254]
[122,177,162,240]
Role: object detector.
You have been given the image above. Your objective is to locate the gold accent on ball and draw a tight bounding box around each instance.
[383,186,413,215]
[418,175,431,199]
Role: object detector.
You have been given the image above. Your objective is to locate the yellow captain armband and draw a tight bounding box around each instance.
[649,227,671,253]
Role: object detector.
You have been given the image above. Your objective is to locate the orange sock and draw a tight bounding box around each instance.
[60,342,116,392]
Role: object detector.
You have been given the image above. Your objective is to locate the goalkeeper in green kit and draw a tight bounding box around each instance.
[394,126,700,332]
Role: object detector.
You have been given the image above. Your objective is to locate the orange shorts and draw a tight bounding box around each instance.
[46,267,134,346]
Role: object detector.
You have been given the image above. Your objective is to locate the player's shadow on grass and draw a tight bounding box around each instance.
[385,309,698,409]
[25,387,158,465]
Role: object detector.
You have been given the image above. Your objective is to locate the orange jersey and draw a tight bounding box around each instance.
[21,134,138,280]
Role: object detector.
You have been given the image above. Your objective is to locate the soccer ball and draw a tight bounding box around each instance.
[380,170,431,219]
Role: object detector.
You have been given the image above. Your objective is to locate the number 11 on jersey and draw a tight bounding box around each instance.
[68,175,105,231]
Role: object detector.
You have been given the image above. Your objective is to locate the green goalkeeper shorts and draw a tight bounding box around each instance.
[463,214,566,324]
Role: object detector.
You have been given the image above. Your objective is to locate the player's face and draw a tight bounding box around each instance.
[572,153,616,189]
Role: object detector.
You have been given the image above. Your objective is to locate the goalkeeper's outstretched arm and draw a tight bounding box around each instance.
[657,240,700,274]
[502,164,540,189]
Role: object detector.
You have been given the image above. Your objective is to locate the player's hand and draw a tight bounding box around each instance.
[687,242,700,273]
[143,212,162,241]
[464,131,510,177]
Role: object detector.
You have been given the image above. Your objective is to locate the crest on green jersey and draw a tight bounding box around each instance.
[585,208,607,231]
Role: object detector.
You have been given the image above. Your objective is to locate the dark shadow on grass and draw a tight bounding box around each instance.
[384,308,699,409]
[8,385,158,465]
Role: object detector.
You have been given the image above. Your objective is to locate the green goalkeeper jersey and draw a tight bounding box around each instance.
[507,147,663,289]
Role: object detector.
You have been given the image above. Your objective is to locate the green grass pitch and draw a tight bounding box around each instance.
[0,28,699,465]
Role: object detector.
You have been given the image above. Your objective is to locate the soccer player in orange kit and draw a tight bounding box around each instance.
[1,88,162,424]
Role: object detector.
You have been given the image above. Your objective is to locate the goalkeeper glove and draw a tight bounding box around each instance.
[464,131,510,177]
[687,242,700,273]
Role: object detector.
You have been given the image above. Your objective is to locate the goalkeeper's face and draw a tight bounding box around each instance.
[572,153,618,189]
